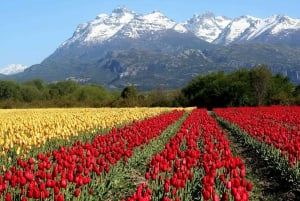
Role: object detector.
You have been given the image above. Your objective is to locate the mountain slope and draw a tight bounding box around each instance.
[206,43,300,79]
[12,29,213,89]
[12,41,300,90]
[0,74,6,79]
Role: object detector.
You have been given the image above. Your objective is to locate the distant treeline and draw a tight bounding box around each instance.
[0,65,299,108]
[0,78,182,108]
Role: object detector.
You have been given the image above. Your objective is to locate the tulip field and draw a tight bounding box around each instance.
[0,108,174,158]
[214,106,300,191]
[214,106,300,168]
[0,106,299,200]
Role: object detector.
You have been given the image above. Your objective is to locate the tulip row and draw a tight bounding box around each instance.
[214,106,300,168]
[214,106,300,188]
[0,109,184,201]
[0,107,175,158]
[249,105,300,129]
[199,111,252,201]
[123,109,252,201]
[90,109,190,200]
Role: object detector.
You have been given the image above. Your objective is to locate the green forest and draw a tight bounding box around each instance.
[0,65,299,108]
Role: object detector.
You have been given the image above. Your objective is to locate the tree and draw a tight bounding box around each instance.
[0,80,22,101]
[114,86,139,107]
[294,84,300,96]
[21,85,41,102]
[227,69,255,106]
[49,80,79,97]
[24,79,46,91]
[182,71,230,109]
[267,73,294,105]
[121,86,138,99]
[295,94,300,105]
[250,65,272,105]
[293,84,300,105]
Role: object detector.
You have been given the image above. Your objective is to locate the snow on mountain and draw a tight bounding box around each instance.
[59,6,300,48]
[270,15,300,34]
[142,10,188,33]
[0,64,28,75]
[214,15,300,45]
[61,7,188,47]
[61,7,137,46]
[213,15,259,44]
[183,12,231,42]
[117,10,188,38]
[142,10,175,30]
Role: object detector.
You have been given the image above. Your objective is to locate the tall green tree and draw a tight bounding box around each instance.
[294,84,300,105]
[48,80,79,97]
[0,80,22,101]
[24,79,46,91]
[227,69,255,106]
[121,86,138,99]
[182,71,230,109]
[20,85,42,102]
[75,85,110,102]
[294,84,300,96]
[250,65,272,105]
[267,73,294,105]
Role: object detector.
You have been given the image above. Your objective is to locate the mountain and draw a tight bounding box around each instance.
[0,74,6,79]
[214,15,300,46]
[12,31,213,90]
[59,7,300,47]
[183,11,231,42]
[60,7,187,48]
[0,64,28,75]
[8,7,300,90]
[205,43,300,81]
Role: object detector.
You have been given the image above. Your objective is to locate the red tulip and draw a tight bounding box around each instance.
[164,182,169,193]
[74,188,80,197]
[221,192,229,201]
[89,189,94,195]
[55,194,64,201]
[60,178,67,188]
[21,197,27,201]
[246,182,253,191]
[5,193,11,201]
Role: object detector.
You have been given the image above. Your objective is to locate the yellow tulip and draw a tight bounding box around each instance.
[0,107,178,157]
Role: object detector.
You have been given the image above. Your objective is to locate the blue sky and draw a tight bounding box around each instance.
[1,0,299,69]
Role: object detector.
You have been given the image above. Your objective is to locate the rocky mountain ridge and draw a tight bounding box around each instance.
[4,7,300,90]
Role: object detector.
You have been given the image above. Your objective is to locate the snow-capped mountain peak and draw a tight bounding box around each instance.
[61,7,137,46]
[214,14,300,44]
[214,15,258,44]
[117,10,188,38]
[110,6,136,22]
[60,7,189,47]
[112,6,131,14]
[202,11,215,19]
[270,15,300,34]
[0,64,28,75]
[59,7,300,48]
[142,10,175,29]
[183,12,231,42]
